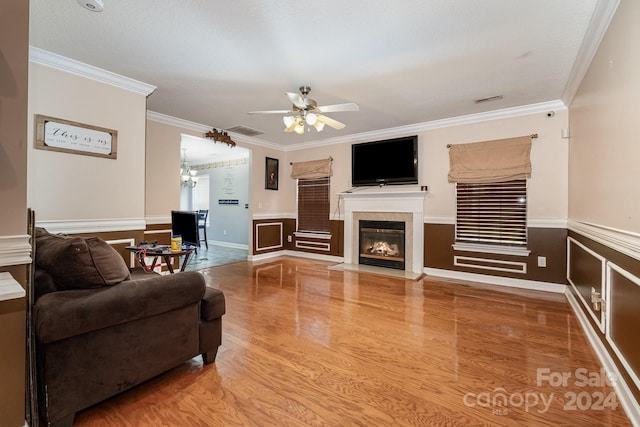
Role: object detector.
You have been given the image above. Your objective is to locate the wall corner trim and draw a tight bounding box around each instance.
[0,235,32,267]
[569,220,640,262]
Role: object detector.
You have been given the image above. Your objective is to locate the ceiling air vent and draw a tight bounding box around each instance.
[227,125,263,137]
[474,95,503,104]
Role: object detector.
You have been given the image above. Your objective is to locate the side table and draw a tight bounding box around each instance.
[125,245,196,274]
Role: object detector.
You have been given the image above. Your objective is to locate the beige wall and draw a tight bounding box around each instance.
[0,1,29,425]
[282,110,569,224]
[28,64,148,222]
[145,119,288,221]
[421,110,568,222]
[0,1,28,236]
[568,0,640,232]
[145,119,199,219]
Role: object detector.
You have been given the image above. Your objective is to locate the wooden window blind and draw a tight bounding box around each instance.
[297,177,330,233]
[455,179,527,247]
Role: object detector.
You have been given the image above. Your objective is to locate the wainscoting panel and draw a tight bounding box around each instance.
[144,223,172,246]
[254,221,284,253]
[606,263,640,394]
[296,239,330,252]
[424,224,567,283]
[567,237,606,332]
[567,229,640,408]
[253,219,343,257]
[454,255,527,274]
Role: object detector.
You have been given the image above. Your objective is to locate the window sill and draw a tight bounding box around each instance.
[452,243,531,257]
[294,232,331,240]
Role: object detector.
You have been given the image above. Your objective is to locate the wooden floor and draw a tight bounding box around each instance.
[74,257,631,426]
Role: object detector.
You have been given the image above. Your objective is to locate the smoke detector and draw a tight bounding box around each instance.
[77,0,104,12]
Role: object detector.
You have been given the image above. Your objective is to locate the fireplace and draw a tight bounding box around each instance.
[359,220,406,270]
[339,190,427,278]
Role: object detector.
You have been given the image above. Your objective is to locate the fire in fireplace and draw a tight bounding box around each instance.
[358,220,406,270]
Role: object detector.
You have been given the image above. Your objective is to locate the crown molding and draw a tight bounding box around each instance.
[151,97,566,153]
[284,100,567,152]
[562,0,621,105]
[29,46,156,96]
[146,111,283,151]
[146,111,210,133]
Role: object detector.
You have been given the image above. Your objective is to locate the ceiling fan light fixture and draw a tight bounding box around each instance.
[305,113,317,126]
[283,116,295,127]
[294,122,305,134]
[314,121,325,132]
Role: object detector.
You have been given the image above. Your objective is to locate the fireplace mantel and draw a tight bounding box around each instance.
[340,190,427,275]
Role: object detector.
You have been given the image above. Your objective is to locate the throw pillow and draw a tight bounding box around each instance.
[35,227,131,290]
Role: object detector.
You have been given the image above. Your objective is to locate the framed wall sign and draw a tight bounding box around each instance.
[265,157,279,190]
[34,114,118,159]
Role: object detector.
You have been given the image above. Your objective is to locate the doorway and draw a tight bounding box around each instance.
[180,134,250,268]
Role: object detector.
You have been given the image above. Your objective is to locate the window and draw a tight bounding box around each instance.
[455,179,527,249]
[297,177,330,233]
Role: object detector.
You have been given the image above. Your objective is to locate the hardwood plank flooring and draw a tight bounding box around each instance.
[74,257,632,426]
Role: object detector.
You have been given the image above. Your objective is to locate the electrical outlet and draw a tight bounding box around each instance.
[287,235,292,242]
[537,256,546,267]
[223,229,227,236]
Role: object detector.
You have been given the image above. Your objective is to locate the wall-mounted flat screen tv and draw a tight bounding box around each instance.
[351,136,418,186]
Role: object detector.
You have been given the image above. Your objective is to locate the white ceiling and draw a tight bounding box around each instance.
[29,0,613,147]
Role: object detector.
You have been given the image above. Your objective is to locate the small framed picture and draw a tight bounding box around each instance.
[265,157,279,190]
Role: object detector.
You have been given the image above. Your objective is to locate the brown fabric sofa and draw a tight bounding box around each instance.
[33,228,225,427]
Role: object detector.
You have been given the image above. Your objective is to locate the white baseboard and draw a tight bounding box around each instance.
[565,288,640,426]
[208,240,248,250]
[424,267,566,293]
[248,250,343,264]
[248,250,286,261]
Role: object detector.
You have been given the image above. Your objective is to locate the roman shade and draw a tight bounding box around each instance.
[448,136,532,183]
[290,158,332,179]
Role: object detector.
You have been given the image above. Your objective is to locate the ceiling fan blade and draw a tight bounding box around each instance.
[248,109,292,114]
[316,102,359,113]
[317,114,346,130]
[286,92,307,109]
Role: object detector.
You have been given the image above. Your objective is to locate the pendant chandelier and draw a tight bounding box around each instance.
[180,149,199,188]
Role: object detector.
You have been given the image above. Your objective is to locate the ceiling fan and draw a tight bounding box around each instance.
[249,86,359,134]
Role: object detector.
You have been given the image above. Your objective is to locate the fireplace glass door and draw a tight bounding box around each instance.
[358,220,406,270]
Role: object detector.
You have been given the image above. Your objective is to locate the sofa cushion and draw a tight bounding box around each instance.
[35,227,130,290]
[35,271,206,343]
